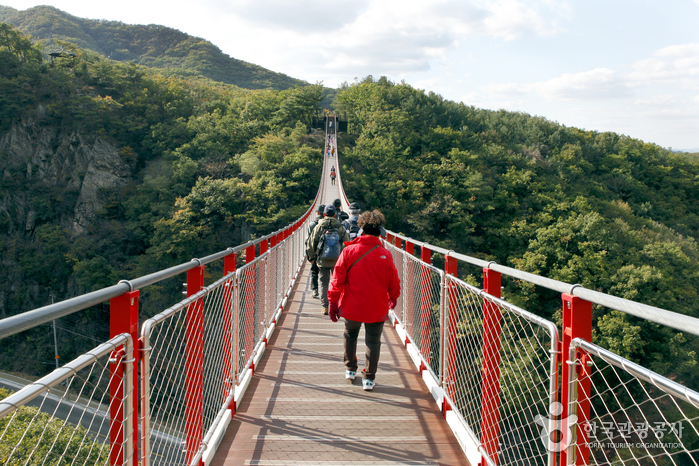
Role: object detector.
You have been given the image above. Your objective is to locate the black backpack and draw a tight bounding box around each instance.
[347,218,360,239]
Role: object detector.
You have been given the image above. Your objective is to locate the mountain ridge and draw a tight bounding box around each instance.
[0,4,308,90]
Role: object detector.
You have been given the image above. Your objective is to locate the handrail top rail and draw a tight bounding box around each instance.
[386,229,699,337]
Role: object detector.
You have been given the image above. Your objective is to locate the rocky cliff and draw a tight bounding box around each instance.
[0,119,132,237]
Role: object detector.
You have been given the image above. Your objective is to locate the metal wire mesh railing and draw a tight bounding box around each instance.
[238,260,261,375]
[140,212,311,466]
[142,288,209,465]
[442,274,559,466]
[387,242,444,379]
[567,338,699,466]
[0,333,134,466]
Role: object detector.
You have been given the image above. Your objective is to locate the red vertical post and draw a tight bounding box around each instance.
[246,243,256,264]
[387,232,394,244]
[260,238,269,256]
[108,348,126,466]
[405,241,415,256]
[110,290,139,466]
[561,294,593,466]
[270,234,278,248]
[421,246,431,265]
[222,254,237,415]
[186,265,205,466]
[395,237,402,249]
[418,245,433,366]
[443,253,457,416]
[480,268,503,466]
[420,245,432,359]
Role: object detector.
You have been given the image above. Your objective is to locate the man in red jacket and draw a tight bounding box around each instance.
[327,210,401,391]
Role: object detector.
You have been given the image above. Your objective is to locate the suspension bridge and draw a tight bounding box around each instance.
[0,114,698,466]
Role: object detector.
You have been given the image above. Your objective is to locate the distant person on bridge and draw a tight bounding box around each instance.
[330,166,336,185]
[306,204,325,299]
[333,198,343,215]
[342,202,362,240]
[306,205,350,315]
[327,210,400,391]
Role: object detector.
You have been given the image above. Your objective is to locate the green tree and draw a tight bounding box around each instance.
[0,388,110,465]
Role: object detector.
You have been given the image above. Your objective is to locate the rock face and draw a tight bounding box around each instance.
[0,120,132,236]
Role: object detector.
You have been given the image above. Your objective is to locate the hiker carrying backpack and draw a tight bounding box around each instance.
[343,202,362,240]
[306,204,350,315]
[316,225,343,267]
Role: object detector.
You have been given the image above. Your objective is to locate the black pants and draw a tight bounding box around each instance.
[310,261,319,292]
[344,319,385,381]
[319,266,333,308]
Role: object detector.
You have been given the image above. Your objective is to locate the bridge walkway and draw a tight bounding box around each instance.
[211,261,470,465]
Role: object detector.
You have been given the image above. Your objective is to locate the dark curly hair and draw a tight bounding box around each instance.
[358,210,386,236]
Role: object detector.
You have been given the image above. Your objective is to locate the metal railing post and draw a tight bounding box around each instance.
[419,253,433,370]
[561,293,592,466]
[421,245,432,352]
[440,272,448,387]
[186,264,205,466]
[443,252,457,416]
[246,243,256,264]
[223,253,237,415]
[480,268,503,466]
[234,270,240,385]
[405,240,415,256]
[110,290,139,466]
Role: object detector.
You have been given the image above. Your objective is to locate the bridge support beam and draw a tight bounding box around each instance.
[561,294,592,466]
[480,268,502,466]
[186,264,205,466]
[110,290,139,466]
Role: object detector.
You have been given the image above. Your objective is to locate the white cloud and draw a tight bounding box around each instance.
[199,0,371,32]
[481,0,565,40]
[533,68,630,101]
[201,0,569,82]
[629,43,699,89]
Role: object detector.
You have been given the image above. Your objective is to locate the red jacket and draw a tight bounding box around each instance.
[328,235,401,323]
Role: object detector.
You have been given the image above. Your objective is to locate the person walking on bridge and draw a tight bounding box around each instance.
[342,202,361,240]
[327,210,400,391]
[330,166,336,185]
[307,204,350,315]
[333,198,343,216]
[306,204,325,299]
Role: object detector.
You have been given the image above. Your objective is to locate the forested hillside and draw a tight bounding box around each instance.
[2,19,699,387]
[336,76,699,385]
[0,5,306,90]
[0,24,322,373]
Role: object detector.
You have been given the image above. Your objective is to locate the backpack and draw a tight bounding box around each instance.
[346,218,361,240]
[316,226,343,266]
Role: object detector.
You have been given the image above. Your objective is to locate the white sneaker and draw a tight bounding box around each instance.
[362,379,375,391]
[345,370,356,380]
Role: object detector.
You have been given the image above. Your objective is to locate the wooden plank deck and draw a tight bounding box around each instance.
[211,261,471,466]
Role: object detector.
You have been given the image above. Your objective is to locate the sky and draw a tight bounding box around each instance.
[4,0,699,151]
